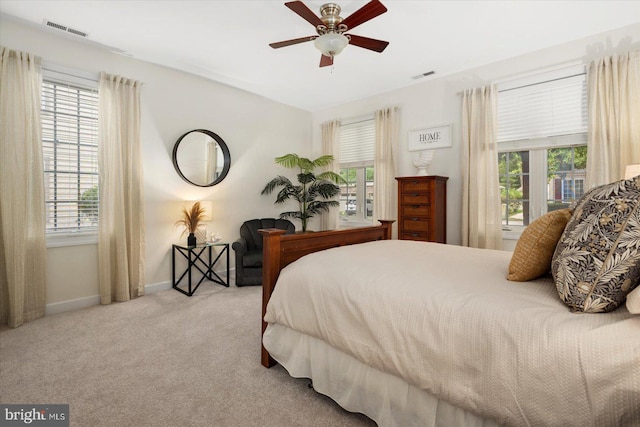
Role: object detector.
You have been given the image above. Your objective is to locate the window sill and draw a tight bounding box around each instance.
[47,233,98,248]
[502,228,525,241]
[339,218,374,229]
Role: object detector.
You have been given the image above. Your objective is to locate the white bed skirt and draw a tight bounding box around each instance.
[264,323,499,427]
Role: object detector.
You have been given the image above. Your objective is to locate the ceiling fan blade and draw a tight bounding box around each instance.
[285,1,324,27]
[319,54,333,68]
[346,34,389,53]
[269,36,316,49]
[341,0,388,31]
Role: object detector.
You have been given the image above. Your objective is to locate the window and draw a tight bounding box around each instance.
[41,68,99,240]
[499,151,529,227]
[497,66,587,232]
[338,118,375,226]
[550,146,587,205]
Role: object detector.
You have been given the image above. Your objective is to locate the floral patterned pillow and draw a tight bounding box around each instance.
[551,177,640,313]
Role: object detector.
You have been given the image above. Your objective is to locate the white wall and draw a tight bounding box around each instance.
[3,14,639,309]
[311,23,640,248]
[1,15,312,306]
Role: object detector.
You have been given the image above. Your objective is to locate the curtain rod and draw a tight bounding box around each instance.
[455,61,586,96]
[456,72,586,96]
[42,62,99,83]
[498,72,585,93]
[341,114,374,126]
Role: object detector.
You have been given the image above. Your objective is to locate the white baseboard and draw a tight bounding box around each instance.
[145,281,172,294]
[44,272,234,316]
[44,281,170,315]
[45,295,101,315]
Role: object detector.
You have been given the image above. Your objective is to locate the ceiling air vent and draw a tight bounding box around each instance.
[43,20,89,38]
[411,71,435,80]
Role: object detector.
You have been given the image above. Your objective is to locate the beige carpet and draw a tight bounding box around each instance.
[0,283,375,426]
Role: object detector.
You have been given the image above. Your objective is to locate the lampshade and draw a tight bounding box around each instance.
[624,164,640,179]
[314,33,349,57]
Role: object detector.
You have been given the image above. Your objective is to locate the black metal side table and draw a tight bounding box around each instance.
[172,242,229,296]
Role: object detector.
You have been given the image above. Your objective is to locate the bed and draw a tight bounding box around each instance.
[258,220,640,426]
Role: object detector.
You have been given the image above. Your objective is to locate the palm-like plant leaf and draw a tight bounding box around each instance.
[316,171,345,184]
[263,153,341,231]
[298,157,314,172]
[279,211,304,221]
[310,155,335,170]
[261,175,293,195]
[274,154,302,170]
[275,186,299,204]
[307,200,340,216]
[310,181,340,199]
[297,172,316,185]
[274,153,337,173]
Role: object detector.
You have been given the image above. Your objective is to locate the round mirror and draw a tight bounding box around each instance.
[172,129,231,187]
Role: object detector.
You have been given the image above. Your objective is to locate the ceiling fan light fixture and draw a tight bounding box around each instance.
[314,33,349,57]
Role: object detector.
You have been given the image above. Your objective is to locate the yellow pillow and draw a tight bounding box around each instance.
[507,209,573,282]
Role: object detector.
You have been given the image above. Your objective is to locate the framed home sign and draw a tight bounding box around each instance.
[408,124,452,151]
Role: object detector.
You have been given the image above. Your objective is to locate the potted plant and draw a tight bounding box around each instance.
[175,201,209,246]
[261,153,343,232]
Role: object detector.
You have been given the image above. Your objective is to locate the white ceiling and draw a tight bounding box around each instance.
[1,1,639,111]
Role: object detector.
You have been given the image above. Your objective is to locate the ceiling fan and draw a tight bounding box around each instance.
[269,0,389,67]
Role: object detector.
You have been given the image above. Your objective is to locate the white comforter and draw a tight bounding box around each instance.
[264,240,640,426]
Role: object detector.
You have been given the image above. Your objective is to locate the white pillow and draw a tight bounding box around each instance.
[627,286,640,314]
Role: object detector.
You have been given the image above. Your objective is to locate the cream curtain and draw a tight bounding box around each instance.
[320,120,341,230]
[461,86,503,250]
[586,50,640,187]
[98,72,145,304]
[374,107,399,226]
[0,47,47,327]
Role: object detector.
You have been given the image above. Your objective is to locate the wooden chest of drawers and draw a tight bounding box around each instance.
[396,176,448,243]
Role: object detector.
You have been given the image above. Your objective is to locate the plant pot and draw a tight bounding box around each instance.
[187,232,196,247]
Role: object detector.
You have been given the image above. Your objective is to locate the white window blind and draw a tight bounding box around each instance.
[41,72,99,235]
[497,70,587,143]
[339,119,375,164]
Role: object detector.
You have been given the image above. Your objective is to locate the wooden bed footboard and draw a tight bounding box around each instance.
[259,220,394,367]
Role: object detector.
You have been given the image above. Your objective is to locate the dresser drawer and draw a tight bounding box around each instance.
[402,205,430,217]
[403,218,429,233]
[401,180,431,192]
[401,193,431,205]
[400,233,430,242]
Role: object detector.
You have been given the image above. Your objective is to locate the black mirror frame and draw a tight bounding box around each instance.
[172,129,231,187]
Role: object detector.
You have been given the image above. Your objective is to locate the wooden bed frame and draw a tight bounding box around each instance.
[258,220,394,367]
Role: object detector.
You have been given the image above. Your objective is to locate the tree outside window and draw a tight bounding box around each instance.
[499,151,529,226]
[547,146,587,211]
[339,166,374,222]
[499,146,587,227]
